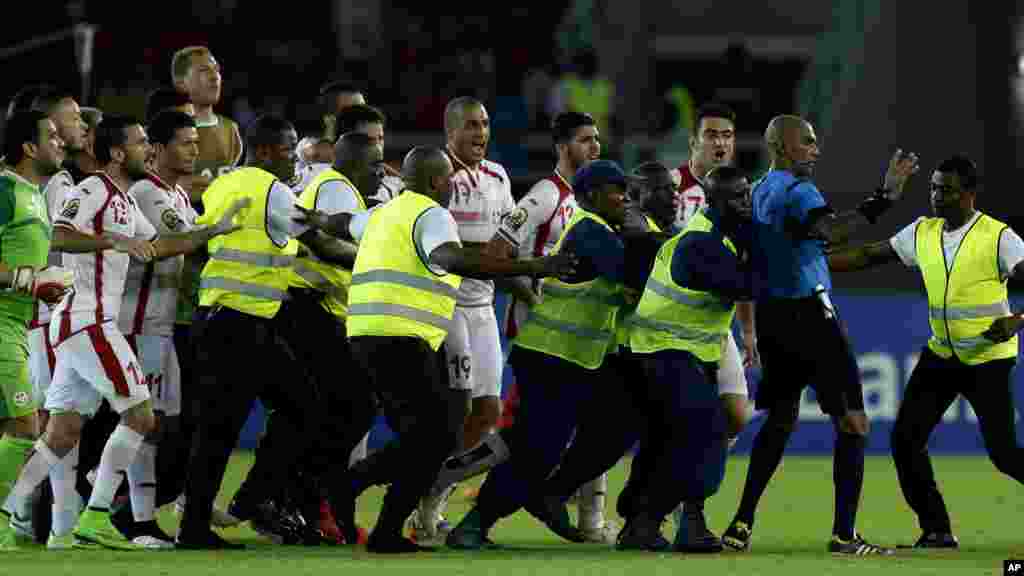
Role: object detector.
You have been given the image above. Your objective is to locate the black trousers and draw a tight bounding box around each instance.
[891,347,1024,533]
[347,336,466,537]
[252,289,375,517]
[179,305,319,537]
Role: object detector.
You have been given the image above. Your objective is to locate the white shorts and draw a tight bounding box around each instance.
[27,325,56,406]
[444,305,503,398]
[45,322,150,417]
[126,334,181,417]
[717,330,749,397]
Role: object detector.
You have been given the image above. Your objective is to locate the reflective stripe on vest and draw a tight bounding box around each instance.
[511,208,624,369]
[347,302,452,332]
[209,248,296,268]
[199,277,290,301]
[350,270,460,300]
[916,213,1018,365]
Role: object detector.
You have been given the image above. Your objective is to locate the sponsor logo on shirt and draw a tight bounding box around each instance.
[60,198,80,220]
[502,207,529,231]
[161,208,184,231]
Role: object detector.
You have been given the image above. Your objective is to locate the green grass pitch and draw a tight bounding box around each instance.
[3,452,1020,575]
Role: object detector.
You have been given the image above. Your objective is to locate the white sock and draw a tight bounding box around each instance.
[10,439,61,503]
[577,473,608,530]
[2,486,32,522]
[349,433,368,468]
[87,425,144,511]
[433,432,510,489]
[127,442,157,522]
[50,443,80,537]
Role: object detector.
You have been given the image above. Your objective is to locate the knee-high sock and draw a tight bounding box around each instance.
[0,437,35,507]
[127,442,157,522]
[431,432,510,492]
[87,425,144,511]
[832,432,865,540]
[577,473,608,530]
[50,443,80,536]
[734,415,793,527]
[9,439,60,504]
[349,433,368,468]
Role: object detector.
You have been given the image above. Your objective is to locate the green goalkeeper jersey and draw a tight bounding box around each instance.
[0,170,52,323]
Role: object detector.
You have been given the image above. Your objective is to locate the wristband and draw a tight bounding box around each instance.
[857,188,894,224]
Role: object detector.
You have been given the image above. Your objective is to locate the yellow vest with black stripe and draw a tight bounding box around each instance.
[346,191,463,351]
[196,167,298,319]
[513,209,624,369]
[628,211,737,362]
[916,213,1017,365]
[287,168,366,320]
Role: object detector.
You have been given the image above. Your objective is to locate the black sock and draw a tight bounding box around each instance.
[734,416,792,527]
[445,441,494,470]
[832,432,865,540]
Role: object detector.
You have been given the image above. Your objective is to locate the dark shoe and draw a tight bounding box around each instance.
[445,508,489,550]
[250,500,304,545]
[901,532,959,549]
[175,530,245,550]
[367,531,435,553]
[524,494,585,543]
[674,502,723,553]
[829,533,896,556]
[615,519,671,552]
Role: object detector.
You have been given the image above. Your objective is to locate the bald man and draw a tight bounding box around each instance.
[295,146,575,553]
[720,114,918,556]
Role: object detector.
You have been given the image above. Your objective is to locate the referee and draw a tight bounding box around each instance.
[294,146,575,553]
[720,114,918,556]
[177,115,358,550]
[828,155,1024,548]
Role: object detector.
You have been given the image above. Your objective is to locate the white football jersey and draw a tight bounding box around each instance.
[446,154,515,307]
[50,173,158,344]
[31,170,77,328]
[496,170,577,336]
[674,164,706,228]
[119,175,198,337]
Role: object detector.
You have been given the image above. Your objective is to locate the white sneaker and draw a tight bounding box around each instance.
[413,485,454,542]
[132,535,175,550]
[581,519,620,544]
[173,495,241,528]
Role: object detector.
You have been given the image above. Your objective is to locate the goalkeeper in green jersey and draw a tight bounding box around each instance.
[0,110,74,549]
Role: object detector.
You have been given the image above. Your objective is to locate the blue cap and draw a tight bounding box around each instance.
[572,160,627,198]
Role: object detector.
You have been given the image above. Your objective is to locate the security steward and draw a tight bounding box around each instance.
[293,145,575,553]
[229,132,381,545]
[177,115,359,550]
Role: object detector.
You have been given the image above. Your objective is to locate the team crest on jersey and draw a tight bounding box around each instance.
[60,198,80,220]
[502,207,529,231]
[161,208,184,231]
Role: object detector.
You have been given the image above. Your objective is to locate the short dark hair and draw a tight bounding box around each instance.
[30,86,76,116]
[319,81,362,110]
[936,155,978,190]
[694,101,737,130]
[245,114,294,150]
[146,88,191,124]
[95,114,139,164]
[3,109,49,165]
[552,112,596,144]
[8,85,51,120]
[148,110,196,146]
[335,104,386,135]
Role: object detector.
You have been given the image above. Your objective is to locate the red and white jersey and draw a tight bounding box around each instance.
[119,174,197,337]
[31,170,78,328]
[496,170,577,337]
[49,172,158,344]
[673,163,705,228]
[446,154,515,307]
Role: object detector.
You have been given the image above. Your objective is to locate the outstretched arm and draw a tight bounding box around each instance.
[827,240,901,273]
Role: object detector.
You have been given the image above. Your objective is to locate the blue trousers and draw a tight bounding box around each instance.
[474,347,617,528]
[547,348,727,522]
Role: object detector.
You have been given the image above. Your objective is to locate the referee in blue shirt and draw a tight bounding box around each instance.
[720,115,919,556]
